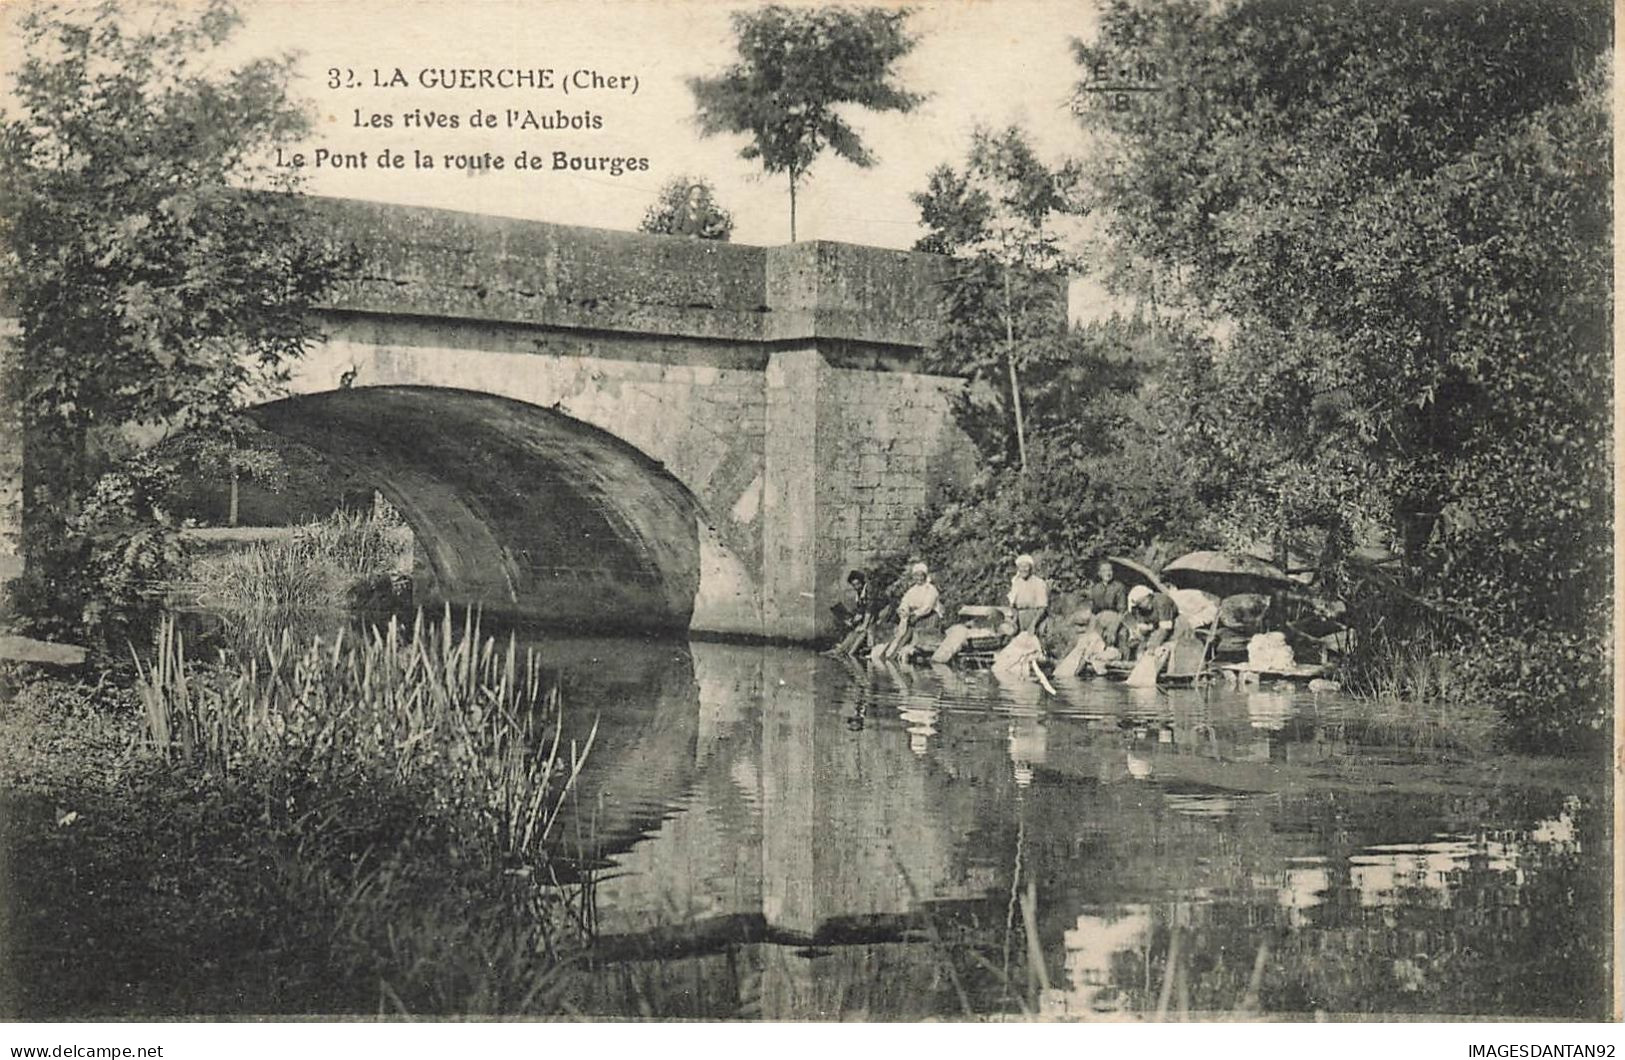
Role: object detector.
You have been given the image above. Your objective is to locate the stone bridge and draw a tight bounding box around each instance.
[242,197,980,640]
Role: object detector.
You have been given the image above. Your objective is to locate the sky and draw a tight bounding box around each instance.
[223,0,1101,246]
[2,0,1120,314]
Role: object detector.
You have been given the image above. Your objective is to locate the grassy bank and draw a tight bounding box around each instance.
[0,611,596,1018]
[180,504,413,624]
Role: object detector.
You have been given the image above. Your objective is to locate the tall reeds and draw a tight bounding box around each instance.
[185,505,412,620]
[133,607,594,864]
[1334,619,1498,751]
[1342,623,1468,703]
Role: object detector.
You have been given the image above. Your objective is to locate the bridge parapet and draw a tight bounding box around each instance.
[314,197,949,362]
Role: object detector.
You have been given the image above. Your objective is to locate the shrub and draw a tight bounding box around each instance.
[6,616,600,1016]
[134,608,592,865]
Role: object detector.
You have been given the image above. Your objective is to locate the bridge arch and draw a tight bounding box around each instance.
[0,200,1004,639]
[249,385,761,634]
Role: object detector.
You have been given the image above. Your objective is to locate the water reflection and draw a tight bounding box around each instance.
[528,636,1608,1020]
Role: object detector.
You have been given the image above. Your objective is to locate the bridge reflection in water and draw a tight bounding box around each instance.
[526,637,1607,1021]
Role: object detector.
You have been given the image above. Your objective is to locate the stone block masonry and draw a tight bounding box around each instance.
[0,197,1058,639]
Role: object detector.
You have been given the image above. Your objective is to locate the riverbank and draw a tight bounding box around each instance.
[0,653,590,1018]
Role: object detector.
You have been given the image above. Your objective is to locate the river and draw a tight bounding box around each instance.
[521,634,1606,1021]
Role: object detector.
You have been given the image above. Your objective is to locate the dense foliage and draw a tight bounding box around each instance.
[0,0,348,650]
[182,504,412,629]
[908,125,1200,604]
[912,0,1611,749]
[1068,0,1612,748]
[902,317,1206,608]
[688,5,923,240]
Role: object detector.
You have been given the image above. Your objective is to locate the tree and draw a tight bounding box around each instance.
[1071,0,1612,748]
[161,418,291,527]
[688,5,923,241]
[913,126,1083,471]
[0,0,349,648]
[903,126,1216,600]
[638,175,734,241]
[900,315,1210,603]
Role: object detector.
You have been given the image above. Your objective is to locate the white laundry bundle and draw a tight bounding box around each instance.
[1169,587,1221,628]
[1246,631,1295,672]
[991,631,1045,674]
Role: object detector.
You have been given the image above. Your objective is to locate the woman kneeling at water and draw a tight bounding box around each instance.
[828,569,883,656]
[1054,560,1131,677]
[873,562,942,661]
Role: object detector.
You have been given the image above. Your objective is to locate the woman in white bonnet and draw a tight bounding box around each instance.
[877,561,941,660]
[1006,553,1048,634]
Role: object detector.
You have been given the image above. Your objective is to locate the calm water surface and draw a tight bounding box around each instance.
[525,635,1609,1021]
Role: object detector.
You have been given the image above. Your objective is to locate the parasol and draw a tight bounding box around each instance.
[1161,550,1295,588]
[1106,555,1170,595]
